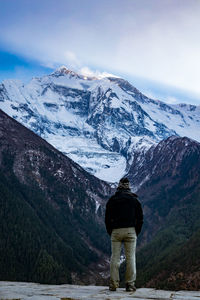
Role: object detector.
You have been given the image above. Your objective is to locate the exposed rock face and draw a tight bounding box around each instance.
[129,135,200,193]
[0,109,111,284]
[1,67,200,181]
[129,135,200,242]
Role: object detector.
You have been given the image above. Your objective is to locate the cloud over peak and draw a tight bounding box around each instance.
[0,0,200,96]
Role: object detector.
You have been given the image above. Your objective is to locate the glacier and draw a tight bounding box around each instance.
[0,66,200,182]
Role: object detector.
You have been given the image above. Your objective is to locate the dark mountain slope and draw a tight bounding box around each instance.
[129,136,200,243]
[127,136,200,289]
[139,227,200,290]
[0,109,111,284]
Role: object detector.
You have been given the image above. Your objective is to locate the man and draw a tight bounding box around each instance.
[105,177,143,292]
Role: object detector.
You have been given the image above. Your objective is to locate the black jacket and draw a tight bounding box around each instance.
[105,188,143,236]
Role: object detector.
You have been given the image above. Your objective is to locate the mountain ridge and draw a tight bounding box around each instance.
[0,109,111,284]
[1,109,200,289]
[126,135,200,290]
[1,66,200,182]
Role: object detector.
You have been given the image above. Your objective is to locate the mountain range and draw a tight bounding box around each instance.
[1,66,200,182]
[1,108,200,289]
[0,67,200,290]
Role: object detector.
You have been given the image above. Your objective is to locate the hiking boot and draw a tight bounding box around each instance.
[109,285,116,291]
[126,283,136,292]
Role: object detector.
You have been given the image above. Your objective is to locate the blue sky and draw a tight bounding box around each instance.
[0,0,200,105]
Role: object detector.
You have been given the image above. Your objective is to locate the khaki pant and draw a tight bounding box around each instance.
[110,227,137,288]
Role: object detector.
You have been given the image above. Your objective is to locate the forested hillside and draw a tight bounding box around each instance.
[0,109,111,284]
[137,227,200,290]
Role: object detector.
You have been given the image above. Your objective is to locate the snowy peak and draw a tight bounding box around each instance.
[51,66,98,81]
[55,65,74,74]
[51,66,83,79]
[108,77,142,98]
[1,67,200,182]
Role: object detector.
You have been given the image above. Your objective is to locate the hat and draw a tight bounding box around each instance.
[117,177,130,190]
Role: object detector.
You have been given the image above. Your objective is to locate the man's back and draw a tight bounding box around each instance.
[105,189,143,236]
[105,177,143,292]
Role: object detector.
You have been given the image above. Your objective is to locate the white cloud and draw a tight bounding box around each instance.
[79,67,119,79]
[142,90,180,104]
[64,51,80,68]
[110,3,200,95]
[163,96,180,105]
[1,0,200,97]
[141,90,159,101]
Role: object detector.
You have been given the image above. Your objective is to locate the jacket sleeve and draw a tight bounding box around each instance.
[135,200,143,236]
[105,200,112,236]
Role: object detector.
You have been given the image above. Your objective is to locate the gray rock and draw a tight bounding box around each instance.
[0,281,199,300]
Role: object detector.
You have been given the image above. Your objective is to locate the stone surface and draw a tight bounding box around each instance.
[0,282,200,300]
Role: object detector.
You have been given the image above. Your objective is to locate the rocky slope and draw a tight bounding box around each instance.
[129,136,200,241]
[1,66,200,181]
[129,135,200,192]
[0,109,112,284]
[126,136,200,290]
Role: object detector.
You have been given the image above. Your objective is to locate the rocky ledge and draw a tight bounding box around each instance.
[0,281,200,300]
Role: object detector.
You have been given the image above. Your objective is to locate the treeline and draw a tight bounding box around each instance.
[136,189,200,290]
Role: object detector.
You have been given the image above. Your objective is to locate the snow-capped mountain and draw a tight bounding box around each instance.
[0,66,200,182]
